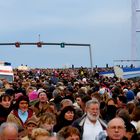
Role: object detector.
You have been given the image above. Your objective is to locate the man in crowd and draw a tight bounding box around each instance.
[0,122,19,140]
[72,98,107,140]
[106,117,127,140]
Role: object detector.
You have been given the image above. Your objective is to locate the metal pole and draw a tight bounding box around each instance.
[0,42,93,70]
[88,45,93,72]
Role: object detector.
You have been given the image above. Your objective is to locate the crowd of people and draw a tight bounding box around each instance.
[0,67,139,140]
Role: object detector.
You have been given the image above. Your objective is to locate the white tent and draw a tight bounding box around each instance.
[17,65,30,71]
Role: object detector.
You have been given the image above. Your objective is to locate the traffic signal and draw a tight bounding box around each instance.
[60,42,65,48]
[37,42,42,47]
[15,42,20,48]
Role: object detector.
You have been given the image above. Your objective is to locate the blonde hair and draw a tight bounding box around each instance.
[58,126,80,139]
[39,112,56,126]
[136,121,140,133]
[31,128,50,140]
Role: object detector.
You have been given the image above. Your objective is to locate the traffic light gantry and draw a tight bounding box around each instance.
[0,41,93,71]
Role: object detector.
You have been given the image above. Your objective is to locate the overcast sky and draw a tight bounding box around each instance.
[0,0,131,68]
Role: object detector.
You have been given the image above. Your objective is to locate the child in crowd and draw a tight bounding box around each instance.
[39,112,57,136]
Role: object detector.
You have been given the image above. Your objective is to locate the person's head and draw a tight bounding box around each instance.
[126,102,136,115]
[60,106,75,122]
[75,93,91,111]
[107,98,116,106]
[15,95,29,112]
[131,105,140,122]
[5,88,15,100]
[26,86,36,94]
[25,115,39,137]
[42,103,57,115]
[58,126,80,140]
[116,108,131,123]
[117,95,127,107]
[91,92,101,102]
[0,122,19,140]
[0,94,11,108]
[60,99,73,110]
[48,102,57,114]
[137,120,140,134]
[47,136,63,140]
[101,92,110,103]
[75,96,82,107]
[126,90,135,102]
[85,98,100,123]
[125,122,136,140]
[38,91,48,103]
[28,90,38,102]
[107,117,126,140]
[39,112,56,132]
[31,128,50,140]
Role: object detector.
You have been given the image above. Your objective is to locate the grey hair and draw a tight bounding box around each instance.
[0,122,18,135]
[107,117,126,128]
[60,99,73,107]
[85,98,100,108]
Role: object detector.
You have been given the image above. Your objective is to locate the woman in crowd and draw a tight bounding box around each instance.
[58,126,80,140]
[7,95,34,131]
[0,94,13,125]
[53,106,76,132]
[39,112,57,135]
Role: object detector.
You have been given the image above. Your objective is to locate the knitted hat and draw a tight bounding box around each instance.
[26,115,39,126]
[28,91,38,101]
